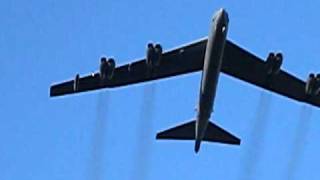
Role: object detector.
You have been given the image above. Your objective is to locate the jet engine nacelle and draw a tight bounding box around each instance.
[100,57,116,80]
[306,73,320,96]
[146,43,162,70]
[266,52,283,76]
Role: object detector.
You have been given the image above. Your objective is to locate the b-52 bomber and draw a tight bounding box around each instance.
[50,9,320,153]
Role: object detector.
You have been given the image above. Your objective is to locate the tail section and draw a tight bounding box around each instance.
[204,121,241,145]
[195,139,201,153]
[156,120,240,152]
[156,120,196,140]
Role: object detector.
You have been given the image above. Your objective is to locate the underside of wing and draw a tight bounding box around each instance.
[50,38,320,108]
[222,40,320,108]
[50,39,207,97]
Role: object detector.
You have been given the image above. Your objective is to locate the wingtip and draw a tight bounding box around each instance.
[49,86,57,97]
[49,87,53,97]
[155,131,165,140]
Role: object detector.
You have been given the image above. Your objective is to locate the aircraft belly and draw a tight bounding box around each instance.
[196,9,229,142]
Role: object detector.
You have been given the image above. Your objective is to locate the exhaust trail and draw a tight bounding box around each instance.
[239,91,272,180]
[87,91,110,180]
[132,83,157,180]
[285,105,312,180]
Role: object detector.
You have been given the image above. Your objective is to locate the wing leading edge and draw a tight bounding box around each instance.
[50,39,320,108]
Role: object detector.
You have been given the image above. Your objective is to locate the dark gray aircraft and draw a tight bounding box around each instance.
[50,9,320,153]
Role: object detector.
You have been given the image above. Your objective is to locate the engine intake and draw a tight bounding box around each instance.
[266,52,283,76]
[100,57,116,81]
[306,73,320,96]
[146,43,162,70]
[154,43,163,66]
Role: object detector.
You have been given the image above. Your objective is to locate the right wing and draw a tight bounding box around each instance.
[50,39,207,97]
[221,41,320,108]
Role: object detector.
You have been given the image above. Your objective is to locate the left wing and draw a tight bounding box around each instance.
[50,39,206,97]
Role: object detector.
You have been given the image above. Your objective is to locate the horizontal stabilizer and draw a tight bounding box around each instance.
[156,120,240,145]
[156,120,196,140]
[205,121,241,145]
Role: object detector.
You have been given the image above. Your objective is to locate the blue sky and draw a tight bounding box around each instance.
[1,0,320,180]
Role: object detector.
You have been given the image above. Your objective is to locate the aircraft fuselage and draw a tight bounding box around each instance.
[195,9,229,152]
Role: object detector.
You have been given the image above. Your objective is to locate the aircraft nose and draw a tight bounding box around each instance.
[219,8,229,22]
[212,8,229,24]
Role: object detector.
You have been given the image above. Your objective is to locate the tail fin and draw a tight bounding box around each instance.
[156,120,240,145]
